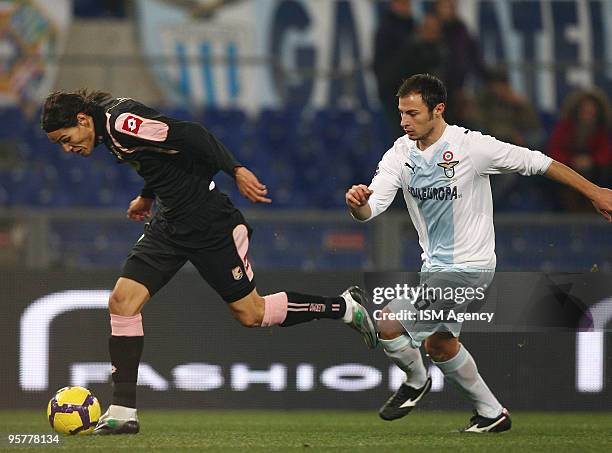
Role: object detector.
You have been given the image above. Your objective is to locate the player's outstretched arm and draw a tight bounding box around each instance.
[126,195,154,221]
[346,184,373,221]
[544,160,612,222]
[234,166,272,204]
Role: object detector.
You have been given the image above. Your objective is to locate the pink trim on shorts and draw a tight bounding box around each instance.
[110,313,144,336]
[232,224,254,281]
[261,293,288,327]
[115,112,169,141]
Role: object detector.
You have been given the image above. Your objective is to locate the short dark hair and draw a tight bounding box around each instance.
[41,89,111,132]
[396,74,447,111]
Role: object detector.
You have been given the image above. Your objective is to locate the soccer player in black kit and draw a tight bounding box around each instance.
[41,90,378,435]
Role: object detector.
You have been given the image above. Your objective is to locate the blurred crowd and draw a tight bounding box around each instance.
[0,0,609,215]
[373,0,611,211]
[374,0,484,130]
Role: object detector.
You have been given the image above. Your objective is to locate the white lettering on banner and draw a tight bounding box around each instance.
[566,0,593,87]
[71,362,169,390]
[576,297,612,393]
[320,364,381,392]
[18,291,610,393]
[19,290,110,391]
[536,0,555,111]
[576,332,603,392]
[134,363,169,390]
[136,0,612,112]
[66,361,445,393]
[296,363,315,391]
[389,365,444,392]
[388,364,404,391]
[231,363,286,391]
[70,363,109,388]
[173,363,224,391]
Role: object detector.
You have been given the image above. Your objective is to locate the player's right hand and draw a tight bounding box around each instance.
[127,196,154,221]
[235,166,272,204]
[346,184,373,209]
[591,187,612,222]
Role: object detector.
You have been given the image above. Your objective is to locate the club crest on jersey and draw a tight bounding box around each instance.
[232,266,243,280]
[438,152,459,178]
[122,115,143,134]
[437,160,459,178]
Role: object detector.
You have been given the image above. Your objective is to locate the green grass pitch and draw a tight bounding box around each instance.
[1,410,611,452]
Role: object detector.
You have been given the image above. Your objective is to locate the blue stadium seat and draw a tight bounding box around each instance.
[160,107,195,122]
[256,108,301,143]
[0,105,595,222]
[0,107,26,139]
[202,108,249,152]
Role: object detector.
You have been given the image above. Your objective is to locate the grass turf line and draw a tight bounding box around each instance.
[1,410,611,452]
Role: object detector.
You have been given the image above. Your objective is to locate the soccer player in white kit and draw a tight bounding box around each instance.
[346,74,612,432]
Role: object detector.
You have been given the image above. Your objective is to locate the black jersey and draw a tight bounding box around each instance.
[93,97,247,248]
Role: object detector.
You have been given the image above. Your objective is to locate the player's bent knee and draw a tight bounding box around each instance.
[377,320,402,340]
[377,308,404,340]
[108,294,141,317]
[233,307,264,327]
[108,292,139,316]
[229,293,265,328]
[108,278,150,316]
[424,335,459,362]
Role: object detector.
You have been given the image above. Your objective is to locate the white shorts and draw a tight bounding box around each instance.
[384,269,495,348]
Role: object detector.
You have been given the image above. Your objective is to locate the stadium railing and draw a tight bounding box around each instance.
[0,209,608,272]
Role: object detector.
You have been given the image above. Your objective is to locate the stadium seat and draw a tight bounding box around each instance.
[161,107,195,122]
[0,107,26,139]
[1,105,606,271]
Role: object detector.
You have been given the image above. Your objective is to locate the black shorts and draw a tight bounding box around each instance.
[121,222,256,302]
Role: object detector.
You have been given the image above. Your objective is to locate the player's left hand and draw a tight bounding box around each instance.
[234,166,272,204]
[127,196,154,221]
[591,187,612,222]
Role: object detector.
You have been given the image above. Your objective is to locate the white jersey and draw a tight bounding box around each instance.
[361,125,553,270]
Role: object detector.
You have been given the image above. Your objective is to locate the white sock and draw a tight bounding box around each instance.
[433,344,503,419]
[380,334,428,388]
[108,404,138,419]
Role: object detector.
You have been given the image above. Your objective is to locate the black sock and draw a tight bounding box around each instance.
[280,292,346,327]
[109,336,143,408]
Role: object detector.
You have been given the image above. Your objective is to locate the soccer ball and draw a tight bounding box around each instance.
[47,386,101,435]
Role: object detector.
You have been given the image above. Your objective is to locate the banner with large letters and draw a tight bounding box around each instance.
[2,269,611,410]
[0,0,71,107]
[135,0,612,112]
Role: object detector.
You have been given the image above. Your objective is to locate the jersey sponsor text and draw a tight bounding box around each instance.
[407,185,458,201]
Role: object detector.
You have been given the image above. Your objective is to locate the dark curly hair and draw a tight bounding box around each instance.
[41,89,112,133]
[560,88,611,129]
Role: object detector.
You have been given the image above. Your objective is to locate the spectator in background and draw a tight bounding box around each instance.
[477,67,543,148]
[547,88,612,210]
[434,0,484,124]
[407,15,448,79]
[396,15,448,94]
[373,0,417,140]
